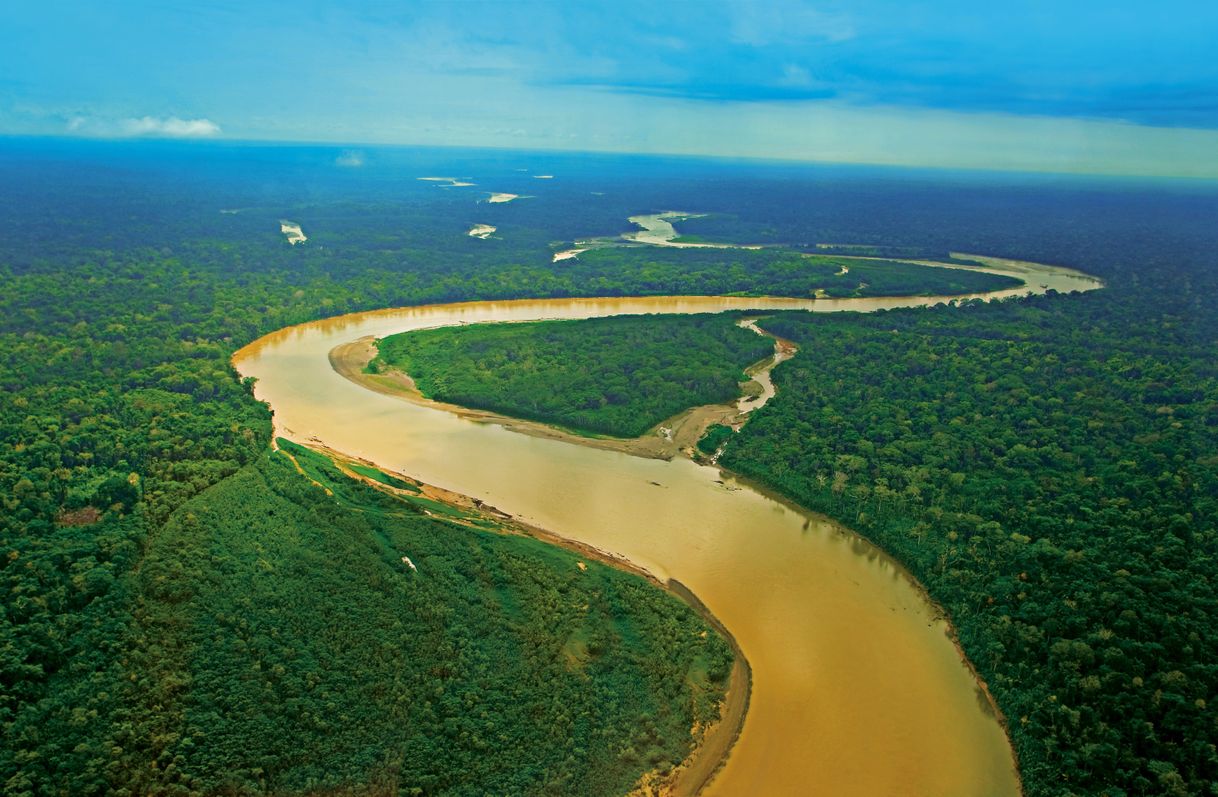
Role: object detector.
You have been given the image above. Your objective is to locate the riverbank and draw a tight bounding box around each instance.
[329,333,793,462]
[702,460,1024,795]
[322,311,1020,795]
[235,279,1095,796]
[298,441,751,797]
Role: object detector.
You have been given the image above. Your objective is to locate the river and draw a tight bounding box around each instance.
[233,255,1100,796]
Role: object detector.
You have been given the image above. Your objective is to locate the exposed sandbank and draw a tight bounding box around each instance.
[552,247,588,262]
[625,212,763,250]
[418,176,476,187]
[279,220,307,245]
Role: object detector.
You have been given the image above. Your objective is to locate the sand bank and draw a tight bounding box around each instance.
[279,220,307,245]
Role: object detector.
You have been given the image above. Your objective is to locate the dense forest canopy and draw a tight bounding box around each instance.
[117,443,731,796]
[545,247,1021,299]
[721,296,1217,795]
[2,138,1216,796]
[372,314,774,437]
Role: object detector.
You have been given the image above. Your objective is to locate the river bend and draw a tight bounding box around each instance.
[234,255,1100,796]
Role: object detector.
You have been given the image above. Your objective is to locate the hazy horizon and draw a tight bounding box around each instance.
[9,133,1218,188]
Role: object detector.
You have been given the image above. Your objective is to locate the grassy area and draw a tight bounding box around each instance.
[346,462,421,492]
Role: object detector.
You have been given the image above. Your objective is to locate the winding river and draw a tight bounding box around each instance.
[234,254,1100,796]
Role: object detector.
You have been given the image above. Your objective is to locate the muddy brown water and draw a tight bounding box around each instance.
[234,256,1100,796]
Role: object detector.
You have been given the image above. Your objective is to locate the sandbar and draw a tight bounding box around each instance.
[552,248,588,262]
[418,176,476,187]
[279,220,307,245]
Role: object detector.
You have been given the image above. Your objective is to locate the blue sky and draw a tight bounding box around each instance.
[2,1,1217,177]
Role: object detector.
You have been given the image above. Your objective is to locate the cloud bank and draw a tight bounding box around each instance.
[62,115,221,138]
[121,116,221,137]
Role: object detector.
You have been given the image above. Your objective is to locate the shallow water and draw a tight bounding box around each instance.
[235,258,1099,795]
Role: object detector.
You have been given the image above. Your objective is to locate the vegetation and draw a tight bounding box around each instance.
[561,246,1021,298]
[107,446,730,796]
[719,296,1217,796]
[1,257,275,797]
[346,462,422,492]
[372,314,773,437]
[0,244,740,796]
[402,286,1217,795]
[696,424,734,456]
[3,140,1217,795]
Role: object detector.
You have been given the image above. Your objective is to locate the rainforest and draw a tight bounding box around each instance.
[2,138,1216,797]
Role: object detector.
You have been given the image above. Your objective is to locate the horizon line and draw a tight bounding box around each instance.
[4,131,1218,185]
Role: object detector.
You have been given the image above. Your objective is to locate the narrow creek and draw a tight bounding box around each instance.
[234,255,1101,796]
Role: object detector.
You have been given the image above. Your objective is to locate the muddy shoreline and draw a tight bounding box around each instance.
[328,332,793,463]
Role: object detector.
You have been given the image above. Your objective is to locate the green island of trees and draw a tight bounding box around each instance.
[696,423,735,456]
[371,314,774,437]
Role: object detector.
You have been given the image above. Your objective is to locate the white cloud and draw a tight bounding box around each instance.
[120,116,221,137]
[63,115,222,138]
[335,149,365,167]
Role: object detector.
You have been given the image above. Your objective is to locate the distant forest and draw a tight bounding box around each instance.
[2,140,1216,796]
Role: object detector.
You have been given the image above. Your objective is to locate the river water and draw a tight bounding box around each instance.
[234,256,1099,796]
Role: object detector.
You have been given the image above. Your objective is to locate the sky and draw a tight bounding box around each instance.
[2,0,1217,177]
